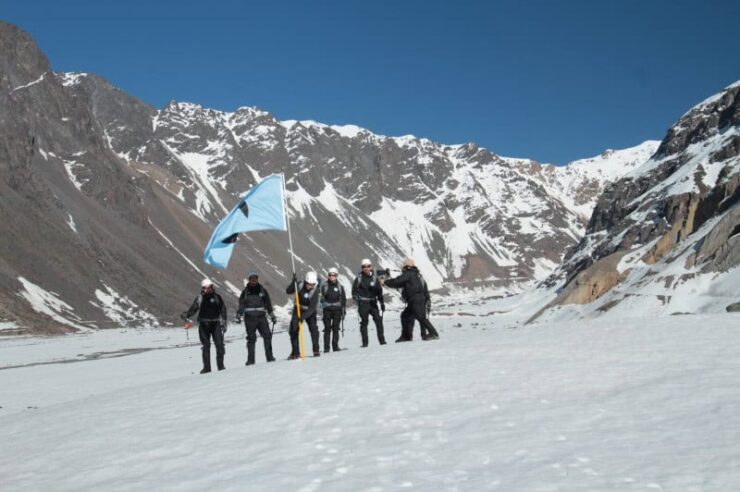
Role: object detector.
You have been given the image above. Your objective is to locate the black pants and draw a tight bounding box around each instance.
[323,310,343,351]
[399,296,439,341]
[199,320,225,370]
[358,302,385,346]
[290,313,319,356]
[245,315,274,363]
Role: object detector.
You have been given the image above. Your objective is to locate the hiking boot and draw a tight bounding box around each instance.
[395,337,412,343]
[379,341,387,345]
[200,368,211,374]
[313,351,321,357]
[245,361,255,366]
[287,354,300,360]
[267,356,276,362]
[333,347,341,352]
[427,334,440,340]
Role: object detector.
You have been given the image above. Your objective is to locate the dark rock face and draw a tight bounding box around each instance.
[538,81,740,315]
[0,21,654,333]
[0,23,209,333]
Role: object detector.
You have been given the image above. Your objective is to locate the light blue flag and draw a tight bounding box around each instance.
[203,174,287,269]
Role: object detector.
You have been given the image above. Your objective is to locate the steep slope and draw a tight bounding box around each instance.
[532,81,740,322]
[0,23,224,333]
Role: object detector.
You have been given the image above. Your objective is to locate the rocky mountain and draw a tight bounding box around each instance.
[0,21,657,334]
[531,81,740,322]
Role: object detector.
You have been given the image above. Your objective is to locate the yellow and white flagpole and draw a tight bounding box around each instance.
[281,173,306,359]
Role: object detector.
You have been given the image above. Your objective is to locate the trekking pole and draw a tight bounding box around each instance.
[341,316,345,338]
[184,319,193,341]
[271,317,276,335]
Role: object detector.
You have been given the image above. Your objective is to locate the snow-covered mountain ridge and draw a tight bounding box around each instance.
[85,80,658,289]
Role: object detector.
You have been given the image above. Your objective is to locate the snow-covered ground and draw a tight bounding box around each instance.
[1,308,739,490]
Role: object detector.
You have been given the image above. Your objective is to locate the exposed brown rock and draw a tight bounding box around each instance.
[556,252,629,305]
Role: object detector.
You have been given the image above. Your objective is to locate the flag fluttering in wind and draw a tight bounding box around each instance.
[203,174,287,269]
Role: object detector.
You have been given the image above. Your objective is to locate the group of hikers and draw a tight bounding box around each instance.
[181,258,440,374]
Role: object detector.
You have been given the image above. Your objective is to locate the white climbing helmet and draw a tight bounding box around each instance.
[360,258,372,267]
[328,267,339,275]
[201,278,213,288]
[305,271,318,284]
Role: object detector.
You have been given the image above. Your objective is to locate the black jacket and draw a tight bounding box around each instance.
[352,272,384,307]
[236,283,274,317]
[383,266,429,303]
[286,281,319,320]
[184,291,227,322]
[320,280,347,311]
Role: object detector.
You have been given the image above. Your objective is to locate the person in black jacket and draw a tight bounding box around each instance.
[181,278,228,373]
[286,271,321,358]
[381,258,440,342]
[351,258,386,347]
[235,272,276,365]
[320,267,347,352]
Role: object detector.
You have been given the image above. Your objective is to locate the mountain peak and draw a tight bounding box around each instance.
[0,21,51,90]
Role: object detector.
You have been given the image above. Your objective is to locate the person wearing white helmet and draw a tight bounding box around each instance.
[181,278,228,373]
[235,272,276,365]
[286,271,321,358]
[320,267,347,352]
[351,258,387,347]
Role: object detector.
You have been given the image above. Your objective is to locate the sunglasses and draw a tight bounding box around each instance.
[361,265,372,268]
[328,273,338,277]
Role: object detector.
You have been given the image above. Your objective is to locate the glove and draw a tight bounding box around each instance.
[180,312,188,321]
[221,321,228,333]
[269,313,277,324]
[292,273,298,283]
[234,314,242,324]
[380,303,385,313]
[342,308,346,320]
[426,301,431,316]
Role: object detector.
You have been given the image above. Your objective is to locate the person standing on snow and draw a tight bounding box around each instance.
[181,278,228,373]
[320,267,347,353]
[351,258,386,347]
[235,272,276,365]
[286,271,321,358]
[380,258,440,342]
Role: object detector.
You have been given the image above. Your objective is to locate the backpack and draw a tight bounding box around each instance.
[321,282,345,299]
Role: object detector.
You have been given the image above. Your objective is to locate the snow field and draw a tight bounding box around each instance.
[1,313,739,490]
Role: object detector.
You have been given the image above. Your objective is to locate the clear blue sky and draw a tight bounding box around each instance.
[4,0,739,164]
